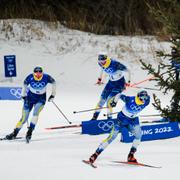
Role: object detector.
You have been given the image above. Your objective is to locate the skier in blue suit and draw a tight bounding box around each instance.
[92,53,131,120]
[88,90,150,164]
[5,66,56,142]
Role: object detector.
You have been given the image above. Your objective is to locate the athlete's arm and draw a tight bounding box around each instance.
[48,75,56,97]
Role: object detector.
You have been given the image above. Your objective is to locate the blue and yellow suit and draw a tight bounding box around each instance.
[94,58,129,119]
[94,94,150,154]
[15,73,56,132]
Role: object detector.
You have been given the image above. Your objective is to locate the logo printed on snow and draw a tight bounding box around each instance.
[10,88,22,98]
[98,121,114,131]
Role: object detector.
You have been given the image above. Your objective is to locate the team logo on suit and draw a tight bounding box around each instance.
[31,82,45,89]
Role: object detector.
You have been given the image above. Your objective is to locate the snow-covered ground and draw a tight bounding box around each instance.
[0,19,179,180]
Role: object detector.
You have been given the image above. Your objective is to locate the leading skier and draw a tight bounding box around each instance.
[87,90,150,164]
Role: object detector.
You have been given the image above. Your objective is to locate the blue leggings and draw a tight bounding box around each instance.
[95,121,142,154]
[15,102,44,130]
[94,77,125,118]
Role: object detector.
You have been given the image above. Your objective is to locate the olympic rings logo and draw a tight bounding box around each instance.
[98,121,114,131]
[10,88,22,98]
[31,82,45,89]
[130,104,142,111]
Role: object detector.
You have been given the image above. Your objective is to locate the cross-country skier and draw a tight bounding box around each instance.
[87,90,150,164]
[5,66,56,142]
[91,53,131,120]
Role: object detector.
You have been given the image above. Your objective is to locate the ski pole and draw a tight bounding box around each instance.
[130,86,160,91]
[139,114,161,117]
[103,112,118,117]
[73,106,108,114]
[129,76,155,87]
[45,124,81,130]
[103,113,161,117]
[52,101,72,124]
[141,120,165,124]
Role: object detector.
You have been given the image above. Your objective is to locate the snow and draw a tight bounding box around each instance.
[0,19,179,180]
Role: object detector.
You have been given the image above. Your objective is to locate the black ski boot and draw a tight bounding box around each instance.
[91,112,99,121]
[127,147,137,163]
[5,129,19,140]
[89,152,99,163]
[26,127,33,143]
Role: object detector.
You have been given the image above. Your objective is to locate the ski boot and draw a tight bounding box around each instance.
[5,129,19,140]
[89,152,99,163]
[91,112,98,121]
[127,147,137,163]
[26,127,33,143]
[107,115,112,120]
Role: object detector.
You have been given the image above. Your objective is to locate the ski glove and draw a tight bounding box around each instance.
[48,95,55,102]
[110,100,117,107]
[22,96,28,101]
[125,80,131,87]
[96,78,102,85]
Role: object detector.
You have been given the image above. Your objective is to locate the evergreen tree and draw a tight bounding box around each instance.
[140,0,180,121]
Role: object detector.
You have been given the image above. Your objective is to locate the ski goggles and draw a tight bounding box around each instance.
[137,94,148,103]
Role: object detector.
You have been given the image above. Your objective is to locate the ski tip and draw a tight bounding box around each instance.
[45,128,51,130]
[112,161,162,169]
[0,136,23,141]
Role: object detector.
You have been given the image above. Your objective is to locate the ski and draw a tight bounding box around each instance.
[0,136,23,141]
[112,161,161,168]
[45,124,81,130]
[95,82,104,85]
[82,160,97,168]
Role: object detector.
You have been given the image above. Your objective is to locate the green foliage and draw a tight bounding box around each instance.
[140,0,180,121]
[0,0,179,35]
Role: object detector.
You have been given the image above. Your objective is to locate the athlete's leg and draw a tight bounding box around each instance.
[107,91,119,119]
[29,102,44,130]
[25,102,44,141]
[127,121,142,162]
[15,100,33,130]
[91,81,112,120]
[5,100,33,140]
[130,125,142,149]
[89,123,120,163]
[106,78,126,119]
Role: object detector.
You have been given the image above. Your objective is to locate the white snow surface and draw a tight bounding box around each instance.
[0,19,179,180]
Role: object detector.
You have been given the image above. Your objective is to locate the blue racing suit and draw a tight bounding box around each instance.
[15,73,56,131]
[94,58,130,119]
[94,94,150,154]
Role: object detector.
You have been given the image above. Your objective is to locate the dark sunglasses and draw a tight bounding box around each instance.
[98,55,107,61]
[34,70,43,73]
